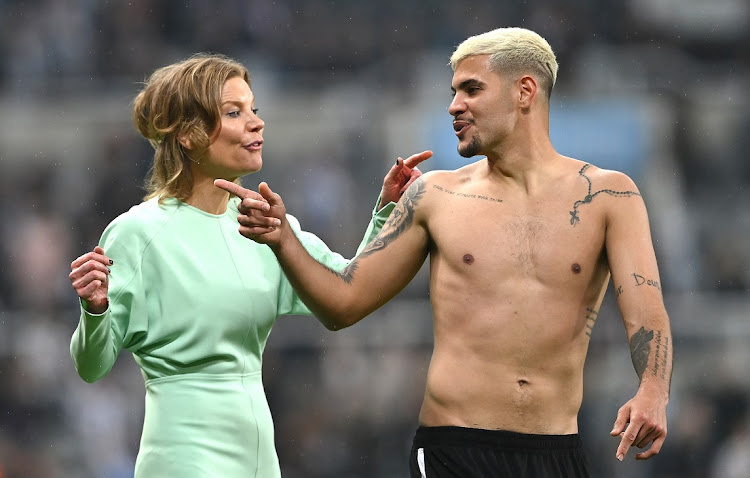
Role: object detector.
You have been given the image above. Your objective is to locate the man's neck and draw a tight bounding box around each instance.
[483,137,559,194]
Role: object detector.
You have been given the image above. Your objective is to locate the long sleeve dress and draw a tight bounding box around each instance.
[70,195,394,478]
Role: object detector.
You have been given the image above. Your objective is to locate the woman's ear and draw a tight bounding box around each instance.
[178,134,193,150]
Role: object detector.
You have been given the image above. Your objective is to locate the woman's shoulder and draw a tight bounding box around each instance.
[104,197,177,239]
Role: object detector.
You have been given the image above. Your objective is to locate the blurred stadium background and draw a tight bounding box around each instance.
[0,0,748,477]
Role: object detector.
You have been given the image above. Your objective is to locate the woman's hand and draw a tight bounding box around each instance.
[69,246,111,314]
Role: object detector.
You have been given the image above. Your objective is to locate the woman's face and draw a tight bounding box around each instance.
[193,76,264,181]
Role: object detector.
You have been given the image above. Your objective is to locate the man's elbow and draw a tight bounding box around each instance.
[319,308,363,331]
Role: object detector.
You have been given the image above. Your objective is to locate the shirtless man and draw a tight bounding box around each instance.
[216,27,672,477]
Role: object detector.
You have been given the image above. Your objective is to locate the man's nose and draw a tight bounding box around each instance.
[448,95,465,116]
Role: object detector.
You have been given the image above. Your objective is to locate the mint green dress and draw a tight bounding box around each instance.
[70,196,393,477]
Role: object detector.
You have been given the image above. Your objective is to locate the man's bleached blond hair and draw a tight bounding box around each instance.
[450,27,558,100]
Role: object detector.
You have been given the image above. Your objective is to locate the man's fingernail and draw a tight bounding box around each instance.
[617,454,624,461]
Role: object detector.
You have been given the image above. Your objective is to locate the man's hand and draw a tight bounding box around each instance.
[379,150,432,209]
[214,179,288,245]
[610,389,668,461]
[69,246,111,314]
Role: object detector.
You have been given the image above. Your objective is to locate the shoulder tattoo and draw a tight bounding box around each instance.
[569,164,641,226]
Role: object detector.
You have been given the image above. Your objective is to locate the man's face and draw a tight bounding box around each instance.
[449,55,516,158]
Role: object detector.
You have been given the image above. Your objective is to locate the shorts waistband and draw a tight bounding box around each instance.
[413,426,583,451]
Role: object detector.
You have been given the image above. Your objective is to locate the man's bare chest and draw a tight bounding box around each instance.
[427,194,607,278]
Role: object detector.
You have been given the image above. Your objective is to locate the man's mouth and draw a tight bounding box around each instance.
[452,120,471,136]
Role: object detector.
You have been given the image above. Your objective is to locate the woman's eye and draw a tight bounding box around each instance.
[252,108,259,115]
[227,110,241,118]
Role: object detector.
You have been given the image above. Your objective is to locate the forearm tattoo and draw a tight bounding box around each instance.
[569,164,641,226]
[652,330,670,380]
[629,326,653,380]
[327,179,427,283]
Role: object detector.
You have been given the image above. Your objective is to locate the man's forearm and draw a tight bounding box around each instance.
[272,234,362,330]
[628,317,673,396]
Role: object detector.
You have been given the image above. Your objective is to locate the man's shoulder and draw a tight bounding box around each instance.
[418,166,473,187]
[562,157,638,191]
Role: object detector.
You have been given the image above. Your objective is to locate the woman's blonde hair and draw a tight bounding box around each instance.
[133,53,250,202]
[449,27,558,100]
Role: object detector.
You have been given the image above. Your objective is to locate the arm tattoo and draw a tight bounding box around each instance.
[652,331,670,380]
[629,326,654,380]
[327,179,427,283]
[569,164,641,226]
[632,273,661,291]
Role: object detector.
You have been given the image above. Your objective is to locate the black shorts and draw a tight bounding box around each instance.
[409,426,591,478]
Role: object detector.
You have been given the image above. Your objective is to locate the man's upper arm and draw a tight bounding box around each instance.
[335,176,432,320]
[605,173,667,328]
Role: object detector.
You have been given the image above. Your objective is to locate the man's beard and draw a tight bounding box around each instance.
[458,135,481,158]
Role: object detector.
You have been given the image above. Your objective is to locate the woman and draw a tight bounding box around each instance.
[68,53,429,477]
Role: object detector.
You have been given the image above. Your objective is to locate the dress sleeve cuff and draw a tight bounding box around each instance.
[80,299,109,319]
[372,193,396,219]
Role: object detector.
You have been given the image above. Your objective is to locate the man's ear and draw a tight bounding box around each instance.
[518,75,538,108]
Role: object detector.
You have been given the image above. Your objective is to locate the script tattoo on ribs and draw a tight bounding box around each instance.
[569,164,641,226]
[584,307,599,337]
[329,179,426,283]
[629,326,654,380]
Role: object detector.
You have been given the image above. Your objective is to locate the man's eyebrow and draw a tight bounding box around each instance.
[451,78,483,94]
